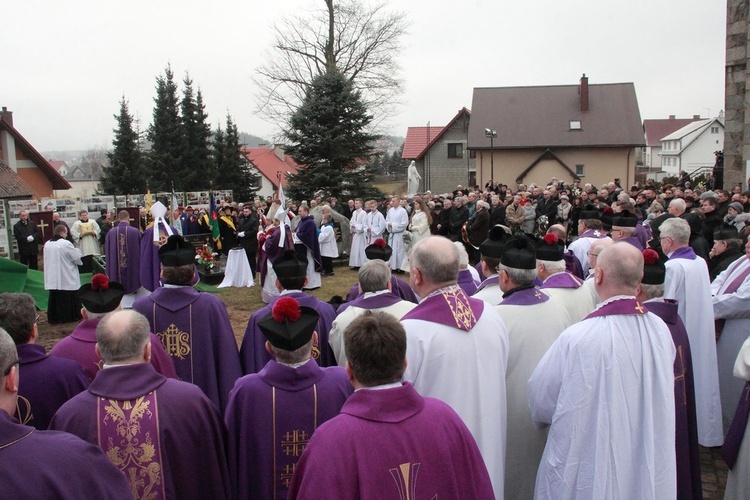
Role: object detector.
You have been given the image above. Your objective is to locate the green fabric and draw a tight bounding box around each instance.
[0,257,92,311]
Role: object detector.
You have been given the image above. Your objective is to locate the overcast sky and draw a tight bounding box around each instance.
[1,0,726,152]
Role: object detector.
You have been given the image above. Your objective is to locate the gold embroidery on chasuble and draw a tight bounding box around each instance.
[15,396,33,425]
[674,346,688,407]
[441,289,476,331]
[157,324,191,360]
[98,394,166,500]
[118,230,128,270]
[390,462,427,500]
[273,384,318,492]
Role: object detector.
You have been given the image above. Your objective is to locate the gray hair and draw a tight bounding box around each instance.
[669,198,686,214]
[640,283,665,301]
[270,338,313,364]
[453,241,469,269]
[537,259,566,274]
[358,259,391,293]
[411,237,459,285]
[659,217,690,245]
[0,328,17,377]
[96,310,150,363]
[498,263,537,286]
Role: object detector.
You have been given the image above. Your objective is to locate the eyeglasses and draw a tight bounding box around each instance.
[3,359,19,376]
[586,251,600,258]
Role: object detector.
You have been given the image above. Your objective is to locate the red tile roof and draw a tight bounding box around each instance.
[0,117,71,190]
[241,147,300,189]
[402,126,445,159]
[48,160,65,172]
[403,108,472,160]
[0,161,36,199]
[643,117,703,147]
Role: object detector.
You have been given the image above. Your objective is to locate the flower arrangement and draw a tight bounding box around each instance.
[195,244,219,271]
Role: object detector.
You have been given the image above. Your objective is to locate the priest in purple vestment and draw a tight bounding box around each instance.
[241,250,336,374]
[50,310,231,499]
[611,210,645,251]
[0,292,88,429]
[226,297,353,499]
[638,248,701,500]
[0,328,131,499]
[139,202,180,292]
[105,210,142,294]
[50,274,176,381]
[288,311,493,499]
[132,235,242,412]
[344,239,419,303]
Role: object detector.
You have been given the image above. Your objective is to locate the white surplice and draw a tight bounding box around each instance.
[724,336,750,500]
[364,210,385,245]
[541,277,597,324]
[400,209,429,272]
[403,306,509,500]
[665,253,724,446]
[385,206,408,271]
[472,275,503,306]
[70,219,101,256]
[43,238,83,290]
[528,298,677,500]
[348,208,367,267]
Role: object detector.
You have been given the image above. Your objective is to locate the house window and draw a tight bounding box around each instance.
[469,149,476,159]
[447,143,463,158]
[575,164,585,176]
[569,120,582,130]
[711,126,719,134]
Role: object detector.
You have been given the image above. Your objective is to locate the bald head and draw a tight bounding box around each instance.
[588,238,614,270]
[594,242,644,300]
[546,224,567,243]
[410,236,459,291]
[96,310,151,364]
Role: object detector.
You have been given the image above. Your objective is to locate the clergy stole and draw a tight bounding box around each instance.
[78,221,96,237]
[714,261,750,340]
[722,381,750,469]
[97,393,167,499]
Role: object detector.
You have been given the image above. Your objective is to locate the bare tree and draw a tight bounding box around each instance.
[254,0,408,131]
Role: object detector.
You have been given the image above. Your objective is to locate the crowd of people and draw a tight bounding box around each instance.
[4,174,750,499]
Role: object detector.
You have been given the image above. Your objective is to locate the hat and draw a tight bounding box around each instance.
[587,189,598,195]
[78,274,125,313]
[186,206,194,211]
[714,224,739,241]
[559,194,569,201]
[273,250,308,279]
[177,205,185,210]
[641,248,666,285]
[158,235,196,266]
[700,190,717,200]
[223,205,232,212]
[536,233,564,261]
[579,204,600,220]
[729,202,744,214]
[365,238,393,261]
[612,210,637,228]
[500,236,536,269]
[258,297,319,351]
[600,206,614,230]
[480,225,510,258]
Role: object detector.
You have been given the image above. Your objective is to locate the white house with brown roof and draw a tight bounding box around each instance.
[467,75,646,189]
[658,116,724,176]
[642,115,704,173]
[401,108,472,194]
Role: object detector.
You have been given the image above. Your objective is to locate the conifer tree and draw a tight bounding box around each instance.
[146,65,182,191]
[213,115,260,201]
[102,97,147,195]
[179,76,213,191]
[284,69,382,201]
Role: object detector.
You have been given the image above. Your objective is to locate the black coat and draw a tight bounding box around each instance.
[13,220,40,256]
[448,205,469,241]
[237,213,260,253]
[709,248,744,282]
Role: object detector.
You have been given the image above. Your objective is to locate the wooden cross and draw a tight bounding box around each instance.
[37,219,49,238]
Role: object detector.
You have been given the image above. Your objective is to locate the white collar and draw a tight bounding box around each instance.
[363,289,391,299]
[355,381,402,392]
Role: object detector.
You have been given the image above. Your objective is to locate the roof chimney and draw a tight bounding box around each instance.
[668,115,676,120]
[693,114,701,119]
[0,107,12,126]
[579,74,589,112]
[273,144,286,162]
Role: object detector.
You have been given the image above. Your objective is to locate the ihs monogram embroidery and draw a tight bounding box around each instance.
[158,324,191,359]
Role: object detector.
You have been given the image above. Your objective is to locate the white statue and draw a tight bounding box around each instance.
[407,160,422,196]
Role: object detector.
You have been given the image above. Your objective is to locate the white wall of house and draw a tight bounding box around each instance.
[659,122,724,175]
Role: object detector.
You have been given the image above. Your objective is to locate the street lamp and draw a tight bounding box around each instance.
[485,128,497,186]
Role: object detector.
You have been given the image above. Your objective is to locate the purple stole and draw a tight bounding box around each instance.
[669,246,697,261]
[345,276,418,304]
[499,285,549,306]
[722,381,750,469]
[540,271,583,290]
[584,297,648,320]
[579,229,607,239]
[714,257,750,339]
[457,269,479,296]
[475,274,497,292]
[619,236,645,251]
[402,287,484,331]
[337,291,404,314]
[563,250,584,279]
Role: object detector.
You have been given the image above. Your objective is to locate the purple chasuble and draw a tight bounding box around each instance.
[563,250,585,279]
[635,223,649,248]
[670,246,697,261]
[295,215,323,271]
[585,297,649,320]
[260,225,294,287]
[541,271,584,290]
[132,286,241,412]
[722,381,750,469]
[401,286,484,331]
[645,299,702,499]
[105,221,142,294]
[457,268,479,296]
[16,343,89,430]
[344,275,418,304]
[0,410,131,499]
[225,359,353,500]
[619,235,645,251]
[50,318,177,381]
[139,224,179,292]
[287,382,493,499]
[49,363,231,499]
[337,290,405,314]
[240,292,337,374]
[499,285,549,306]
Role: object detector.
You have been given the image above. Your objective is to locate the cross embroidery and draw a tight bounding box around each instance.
[534,291,542,299]
[281,430,309,457]
[634,303,645,314]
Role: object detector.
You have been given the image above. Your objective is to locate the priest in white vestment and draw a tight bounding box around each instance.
[329,260,415,366]
[348,199,367,268]
[401,236,509,499]
[529,242,677,500]
[385,197,408,272]
[472,226,509,306]
[70,210,101,257]
[536,234,597,323]
[495,236,572,499]
[661,217,724,446]
[711,239,750,428]
[363,200,385,246]
[567,207,610,274]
